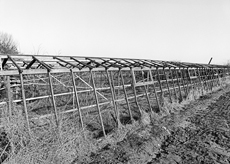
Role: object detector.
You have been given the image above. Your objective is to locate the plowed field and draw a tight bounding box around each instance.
[90,87,230,164]
[151,91,230,164]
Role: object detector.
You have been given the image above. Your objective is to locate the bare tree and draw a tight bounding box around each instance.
[227,60,230,66]
[0,32,18,54]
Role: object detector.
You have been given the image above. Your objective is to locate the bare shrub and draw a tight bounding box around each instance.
[0,32,18,54]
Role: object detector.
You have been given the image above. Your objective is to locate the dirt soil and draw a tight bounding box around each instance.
[89,87,230,164]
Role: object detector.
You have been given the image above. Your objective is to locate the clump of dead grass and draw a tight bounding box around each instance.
[0,108,100,164]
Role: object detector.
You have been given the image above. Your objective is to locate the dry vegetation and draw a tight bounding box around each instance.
[0,77,229,164]
[1,33,230,163]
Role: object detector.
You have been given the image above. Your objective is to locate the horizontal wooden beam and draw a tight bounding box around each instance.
[1,66,227,76]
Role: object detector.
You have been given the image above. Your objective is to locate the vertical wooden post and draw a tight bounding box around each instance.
[19,73,31,134]
[208,68,214,91]
[211,68,216,87]
[110,72,118,105]
[224,68,227,80]
[183,68,189,95]
[221,68,224,82]
[215,68,219,86]
[209,68,213,90]
[213,69,217,86]
[217,69,221,86]
[187,68,192,89]
[163,67,172,103]
[47,72,59,129]
[222,68,225,81]
[180,68,188,96]
[187,68,195,99]
[156,68,163,97]
[194,69,198,88]
[175,68,183,102]
[194,69,200,89]
[169,68,177,99]
[204,68,211,91]
[130,69,142,114]
[71,70,84,130]
[90,70,106,137]
[149,69,161,111]
[197,68,204,95]
[0,56,2,71]
[120,70,133,121]
[201,68,207,91]
[6,76,12,120]
[117,71,120,97]
[110,71,120,121]
[208,68,213,90]
[216,69,221,86]
[146,71,150,91]
[106,70,119,124]
[141,70,153,113]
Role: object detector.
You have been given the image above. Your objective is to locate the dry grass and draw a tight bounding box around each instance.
[1,109,98,164]
[1,77,230,164]
[151,77,230,122]
[0,105,142,164]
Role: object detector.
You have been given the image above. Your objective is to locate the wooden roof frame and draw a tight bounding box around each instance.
[1,54,229,75]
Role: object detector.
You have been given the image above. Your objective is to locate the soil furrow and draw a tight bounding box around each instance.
[150,91,230,164]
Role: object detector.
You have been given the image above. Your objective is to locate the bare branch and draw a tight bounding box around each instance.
[0,32,18,54]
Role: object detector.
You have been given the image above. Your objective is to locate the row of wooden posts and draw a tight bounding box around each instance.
[1,66,230,137]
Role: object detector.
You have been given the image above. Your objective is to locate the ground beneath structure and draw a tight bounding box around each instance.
[89,87,230,164]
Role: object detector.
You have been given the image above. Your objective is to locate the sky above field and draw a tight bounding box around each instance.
[1,0,230,64]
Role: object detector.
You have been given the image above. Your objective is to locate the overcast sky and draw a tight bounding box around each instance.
[1,0,230,64]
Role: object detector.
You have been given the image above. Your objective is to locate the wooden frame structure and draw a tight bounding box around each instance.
[0,54,230,136]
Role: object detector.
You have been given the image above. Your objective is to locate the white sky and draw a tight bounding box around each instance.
[1,0,230,64]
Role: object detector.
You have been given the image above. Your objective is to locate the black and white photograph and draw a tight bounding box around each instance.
[1,0,230,163]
